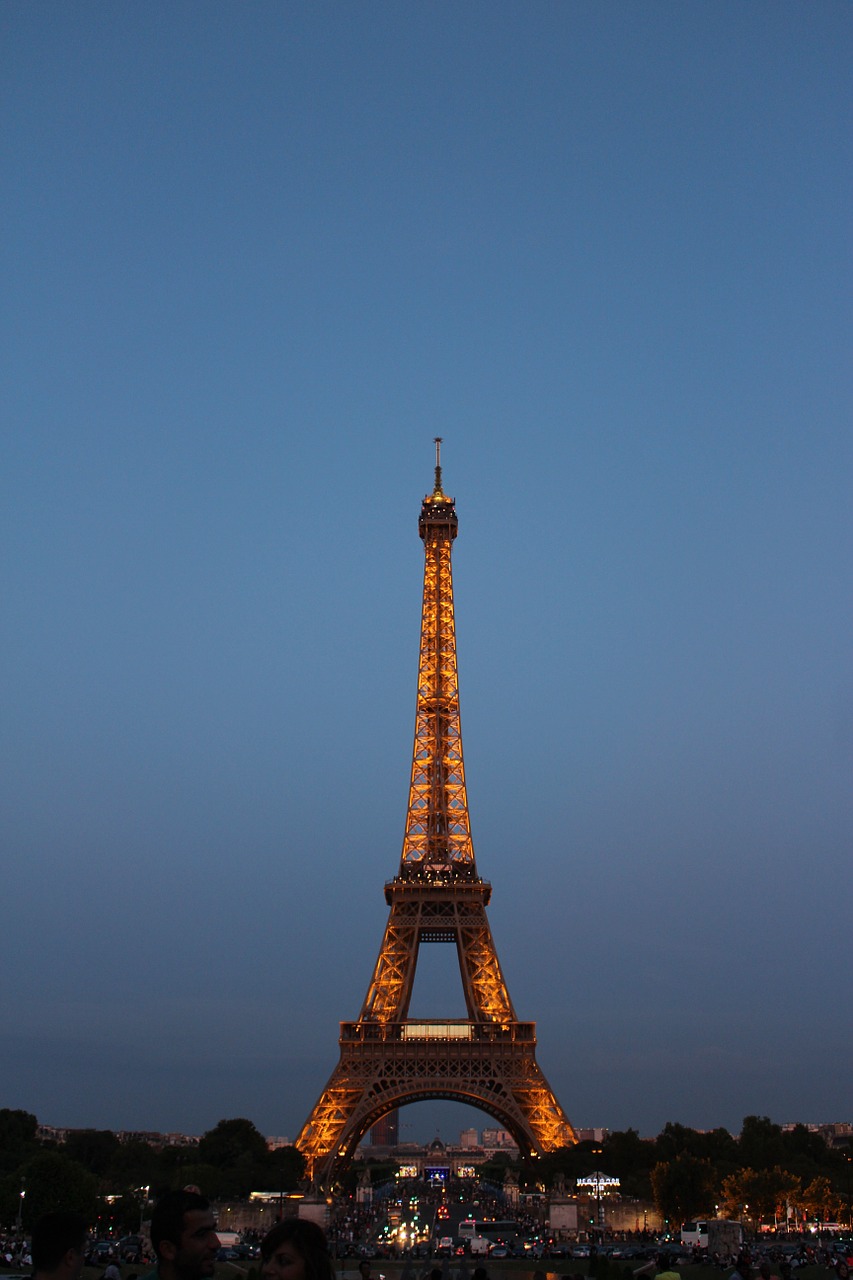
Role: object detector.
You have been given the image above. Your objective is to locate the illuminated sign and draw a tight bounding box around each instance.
[577,1172,620,1193]
[400,1023,473,1039]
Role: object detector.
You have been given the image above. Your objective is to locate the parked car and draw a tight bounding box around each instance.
[118,1236,144,1263]
[87,1242,116,1265]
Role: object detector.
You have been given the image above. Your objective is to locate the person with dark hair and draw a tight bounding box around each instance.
[656,1255,680,1280]
[31,1212,87,1280]
[260,1219,335,1280]
[149,1190,220,1280]
[729,1254,753,1280]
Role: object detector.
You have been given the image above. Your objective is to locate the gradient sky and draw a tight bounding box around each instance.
[2,3,851,1147]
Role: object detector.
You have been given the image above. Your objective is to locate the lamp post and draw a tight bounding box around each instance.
[576,1172,620,1243]
[139,1185,150,1233]
[592,1149,602,1242]
[15,1185,26,1239]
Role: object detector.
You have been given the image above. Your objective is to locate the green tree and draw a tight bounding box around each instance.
[64,1130,121,1179]
[720,1166,799,1226]
[801,1176,842,1224]
[478,1151,518,1185]
[738,1117,785,1171]
[603,1129,655,1199]
[702,1128,739,1169]
[198,1118,268,1168]
[532,1140,612,1190]
[268,1146,305,1192]
[655,1123,704,1162]
[197,1118,270,1198]
[14,1152,99,1229]
[0,1110,39,1174]
[163,1163,224,1200]
[782,1125,827,1165]
[650,1154,716,1226]
[105,1138,160,1190]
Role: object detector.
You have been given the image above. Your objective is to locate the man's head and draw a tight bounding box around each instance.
[358,1263,371,1279]
[31,1212,87,1280]
[150,1190,220,1280]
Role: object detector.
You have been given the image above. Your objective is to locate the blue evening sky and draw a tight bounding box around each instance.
[1,2,850,1146]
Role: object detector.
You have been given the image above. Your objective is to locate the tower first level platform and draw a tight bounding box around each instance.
[298,1014,575,1180]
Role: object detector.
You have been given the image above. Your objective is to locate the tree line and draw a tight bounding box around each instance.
[0,1111,304,1235]
[2,1110,850,1236]
[483,1116,852,1230]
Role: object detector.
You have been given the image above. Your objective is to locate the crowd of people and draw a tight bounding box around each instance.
[10,1193,336,1280]
[6,1196,852,1280]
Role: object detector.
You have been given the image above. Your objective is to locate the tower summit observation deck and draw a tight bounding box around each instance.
[295,441,576,1187]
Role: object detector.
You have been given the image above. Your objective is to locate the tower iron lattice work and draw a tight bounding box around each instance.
[296,442,576,1185]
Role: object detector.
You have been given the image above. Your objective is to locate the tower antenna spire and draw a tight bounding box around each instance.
[433,436,444,495]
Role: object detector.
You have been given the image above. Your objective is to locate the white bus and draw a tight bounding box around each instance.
[681,1221,743,1255]
[458,1221,521,1254]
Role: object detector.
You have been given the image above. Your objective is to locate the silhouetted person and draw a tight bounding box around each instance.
[32,1212,87,1280]
[149,1190,220,1280]
[730,1254,753,1280]
[656,1254,680,1280]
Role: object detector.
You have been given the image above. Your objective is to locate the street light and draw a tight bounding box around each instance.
[139,1185,150,1232]
[15,1186,26,1239]
[576,1172,620,1242]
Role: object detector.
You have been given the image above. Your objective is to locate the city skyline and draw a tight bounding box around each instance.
[2,4,850,1143]
[28,1114,853,1152]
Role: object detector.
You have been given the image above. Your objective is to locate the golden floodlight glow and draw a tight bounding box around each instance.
[295,447,576,1186]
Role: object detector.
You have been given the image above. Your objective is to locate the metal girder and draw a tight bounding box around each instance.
[296,1025,576,1183]
[401,479,473,869]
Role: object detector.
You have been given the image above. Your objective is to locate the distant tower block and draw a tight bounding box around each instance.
[369,1109,399,1146]
[296,441,576,1185]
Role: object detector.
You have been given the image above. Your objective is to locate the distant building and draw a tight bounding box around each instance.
[780,1121,853,1149]
[37,1126,200,1149]
[482,1128,516,1149]
[575,1128,609,1144]
[460,1128,479,1148]
[370,1109,399,1146]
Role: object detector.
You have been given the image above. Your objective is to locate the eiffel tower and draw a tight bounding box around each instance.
[296,441,576,1185]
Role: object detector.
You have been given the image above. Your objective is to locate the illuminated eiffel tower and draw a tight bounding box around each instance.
[296,442,576,1185]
